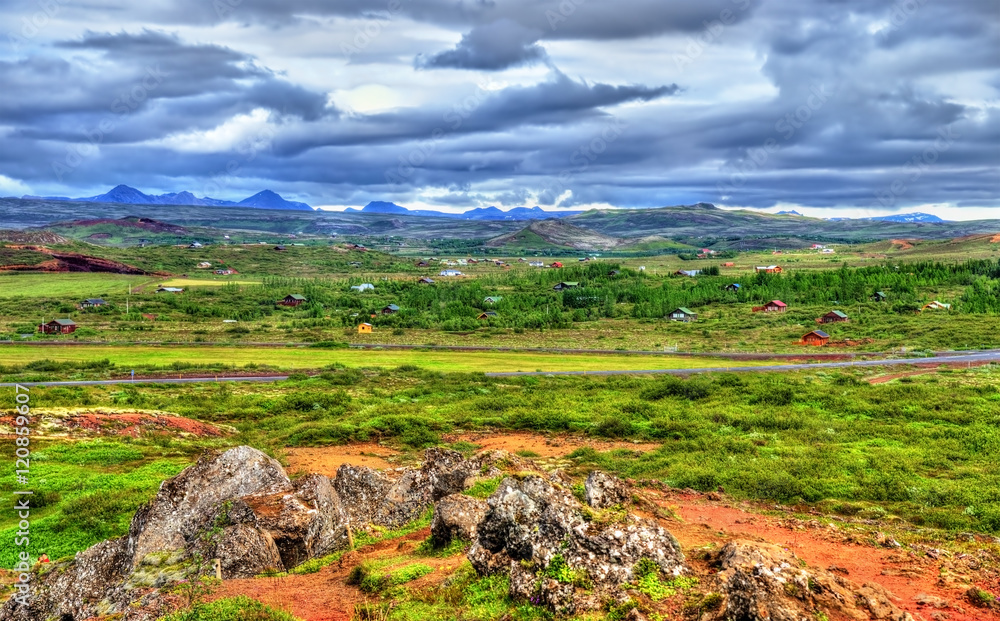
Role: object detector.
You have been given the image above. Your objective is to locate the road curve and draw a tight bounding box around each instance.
[1,351,996,387]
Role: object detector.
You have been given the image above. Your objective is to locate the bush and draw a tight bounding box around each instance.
[160,596,301,621]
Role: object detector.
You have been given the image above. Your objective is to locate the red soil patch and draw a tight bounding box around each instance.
[660,492,999,621]
[0,410,228,438]
[447,431,661,458]
[0,245,158,274]
[991,234,1000,244]
[285,443,400,475]
[891,239,916,250]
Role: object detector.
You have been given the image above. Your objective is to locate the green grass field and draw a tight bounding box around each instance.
[0,344,772,374]
[0,273,154,298]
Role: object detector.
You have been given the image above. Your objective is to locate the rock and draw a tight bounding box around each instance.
[126,445,290,567]
[422,447,479,500]
[332,463,394,526]
[431,494,488,545]
[376,469,433,528]
[584,471,631,509]
[468,475,685,615]
[697,540,914,621]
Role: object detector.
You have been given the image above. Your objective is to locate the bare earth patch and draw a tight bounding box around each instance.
[0,408,231,438]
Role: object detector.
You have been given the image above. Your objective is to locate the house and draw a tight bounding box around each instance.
[415,261,430,267]
[38,319,77,334]
[675,269,701,277]
[274,245,286,251]
[197,262,212,269]
[668,307,697,322]
[772,250,783,255]
[724,283,740,292]
[529,261,545,267]
[79,298,107,308]
[188,242,203,249]
[811,244,826,250]
[821,248,835,254]
[819,310,849,324]
[279,294,307,306]
[483,296,502,304]
[553,282,579,291]
[608,270,621,277]
[349,261,362,267]
[753,300,787,312]
[351,283,375,292]
[381,304,400,314]
[550,262,563,268]
[439,270,463,277]
[922,301,951,311]
[800,330,830,346]
[755,265,783,273]
[478,311,498,320]
[872,291,888,302]
[214,269,236,275]
[722,262,735,267]
[156,287,184,293]
[358,323,373,334]
[418,277,435,284]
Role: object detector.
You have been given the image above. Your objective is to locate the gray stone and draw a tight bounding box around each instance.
[584,470,631,509]
[431,494,488,545]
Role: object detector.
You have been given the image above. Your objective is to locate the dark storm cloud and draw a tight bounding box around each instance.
[416,19,548,71]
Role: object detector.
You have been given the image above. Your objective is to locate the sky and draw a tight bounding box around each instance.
[0,0,998,219]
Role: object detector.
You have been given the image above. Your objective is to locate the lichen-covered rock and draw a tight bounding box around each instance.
[334,464,433,529]
[422,447,479,500]
[695,540,915,621]
[584,470,631,509]
[431,494,488,545]
[126,445,290,567]
[468,475,685,615]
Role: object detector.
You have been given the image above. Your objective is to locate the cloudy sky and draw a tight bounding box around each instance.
[1,0,997,218]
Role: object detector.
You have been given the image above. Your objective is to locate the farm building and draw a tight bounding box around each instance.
[415,261,430,267]
[553,282,579,291]
[156,287,184,294]
[722,262,735,267]
[818,310,849,324]
[358,323,373,334]
[529,261,545,267]
[724,283,740,292]
[351,283,375,292]
[382,304,400,314]
[755,265,783,273]
[418,277,435,284]
[188,242,203,249]
[754,300,787,312]
[79,298,107,308]
[800,330,830,346]
[478,311,498,320]
[922,301,951,311]
[483,296,502,304]
[668,307,697,322]
[274,245,286,251]
[675,269,701,277]
[608,270,621,277]
[38,319,77,334]
[215,269,236,275]
[821,248,835,254]
[279,294,307,306]
[872,291,888,302]
[197,262,212,269]
[439,270,463,277]
[550,262,564,268]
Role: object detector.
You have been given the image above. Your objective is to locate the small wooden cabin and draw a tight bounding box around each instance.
[754,300,787,313]
[478,311,498,320]
[381,304,400,315]
[279,294,307,307]
[818,310,849,324]
[668,307,697,322]
[39,319,77,334]
[553,282,579,291]
[800,330,830,346]
[357,323,373,334]
[79,298,107,308]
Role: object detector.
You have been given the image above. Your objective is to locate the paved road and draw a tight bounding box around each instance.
[1,351,997,387]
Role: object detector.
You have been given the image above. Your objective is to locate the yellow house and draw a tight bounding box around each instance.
[358,323,373,334]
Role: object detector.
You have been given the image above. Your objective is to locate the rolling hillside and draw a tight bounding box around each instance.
[485,219,626,251]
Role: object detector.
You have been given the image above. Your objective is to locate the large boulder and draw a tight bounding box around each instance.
[695,541,915,621]
[468,475,685,615]
[431,494,489,545]
[333,464,432,529]
[584,470,632,509]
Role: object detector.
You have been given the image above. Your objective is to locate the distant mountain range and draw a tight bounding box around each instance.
[343,201,584,221]
[827,212,946,223]
[23,185,313,211]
